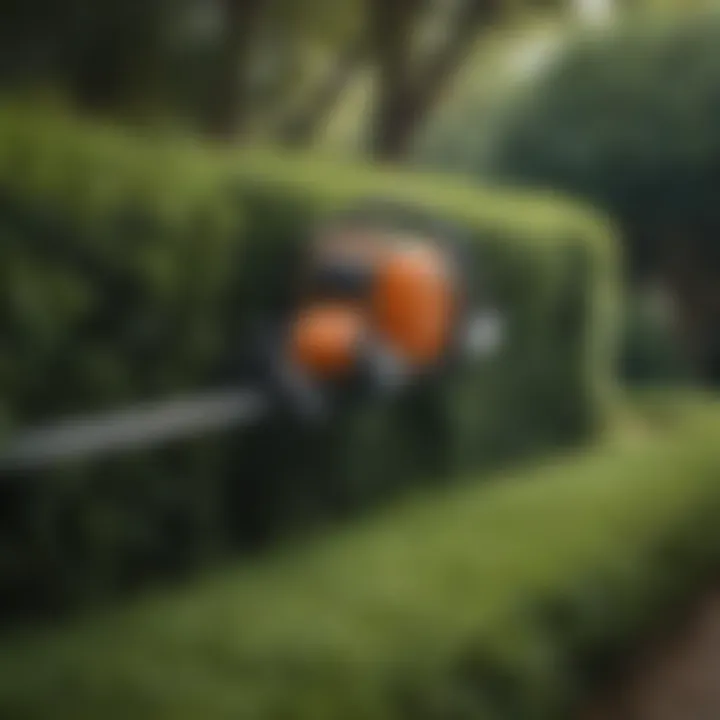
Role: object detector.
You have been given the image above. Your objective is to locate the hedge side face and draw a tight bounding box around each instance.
[0,107,620,609]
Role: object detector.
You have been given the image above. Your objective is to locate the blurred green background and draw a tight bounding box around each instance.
[1,1,720,719]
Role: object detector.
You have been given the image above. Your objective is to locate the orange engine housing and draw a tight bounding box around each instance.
[288,230,457,381]
[372,243,454,367]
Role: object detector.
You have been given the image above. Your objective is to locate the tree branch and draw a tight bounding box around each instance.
[410,0,501,115]
[369,0,502,160]
[367,0,425,157]
[274,37,368,147]
[205,0,269,139]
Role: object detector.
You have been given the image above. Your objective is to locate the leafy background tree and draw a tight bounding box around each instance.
[0,1,586,156]
[415,4,720,384]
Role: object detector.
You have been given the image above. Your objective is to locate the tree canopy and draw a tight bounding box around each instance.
[0,0,579,156]
[477,11,720,378]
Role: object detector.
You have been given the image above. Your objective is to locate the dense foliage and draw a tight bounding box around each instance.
[0,398,719,719]
[0,105,619,611]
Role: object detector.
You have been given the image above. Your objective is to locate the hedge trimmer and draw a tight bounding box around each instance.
[0,204,504,473]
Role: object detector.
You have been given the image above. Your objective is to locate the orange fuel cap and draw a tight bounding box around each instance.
[290,303,366,378]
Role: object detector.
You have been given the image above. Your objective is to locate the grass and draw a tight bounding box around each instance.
[0,396,719,719]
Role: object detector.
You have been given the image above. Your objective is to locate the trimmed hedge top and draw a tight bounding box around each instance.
[0,102,616,254]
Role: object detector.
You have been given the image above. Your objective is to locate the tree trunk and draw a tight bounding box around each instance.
[67,1,170,120]
[658,229,720,383]
[706,324,720,384]
[372,85,419,160]
[367,0,421,160]
[368,0,500,161]
[205,0,267,140]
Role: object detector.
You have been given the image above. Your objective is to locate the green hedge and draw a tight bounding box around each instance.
[0,104,620,609]
[1,400,719,720]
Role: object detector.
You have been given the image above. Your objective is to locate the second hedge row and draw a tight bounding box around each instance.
[0,398,719,719]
